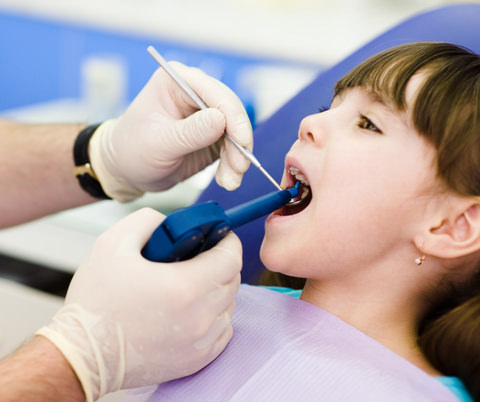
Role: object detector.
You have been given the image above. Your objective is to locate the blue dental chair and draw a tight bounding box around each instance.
[195,3,480,284]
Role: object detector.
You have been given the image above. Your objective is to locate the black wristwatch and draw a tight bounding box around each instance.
[72,124,111,199]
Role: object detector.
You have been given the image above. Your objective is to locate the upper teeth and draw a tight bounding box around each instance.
[289,167,309,185]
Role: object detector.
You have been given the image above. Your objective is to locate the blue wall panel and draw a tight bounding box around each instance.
[0,13,65,109]
[0,10,315,118]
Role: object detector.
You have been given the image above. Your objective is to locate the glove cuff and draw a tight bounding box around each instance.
[36,304,126,401]
[36,326,95,402]
[89,119,145,203]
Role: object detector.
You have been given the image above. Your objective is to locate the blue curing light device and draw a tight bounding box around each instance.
[142,183,300,262]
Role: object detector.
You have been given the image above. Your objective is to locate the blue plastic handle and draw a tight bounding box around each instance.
[142,183,300,262]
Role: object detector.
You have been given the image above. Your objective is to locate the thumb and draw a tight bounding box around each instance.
[175,108,226,153]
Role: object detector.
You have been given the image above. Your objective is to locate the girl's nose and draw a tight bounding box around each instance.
[298,113,327,146]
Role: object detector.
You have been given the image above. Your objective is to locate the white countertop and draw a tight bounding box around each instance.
[0,0,447,65]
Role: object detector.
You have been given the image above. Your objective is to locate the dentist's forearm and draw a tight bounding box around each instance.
[0,119,97,228]
[0,336,85,402]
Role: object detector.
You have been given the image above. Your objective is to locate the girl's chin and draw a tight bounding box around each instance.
[259,240,275,269]
[260,240,290,272]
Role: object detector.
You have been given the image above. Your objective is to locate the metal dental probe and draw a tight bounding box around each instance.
[147,45,283,191]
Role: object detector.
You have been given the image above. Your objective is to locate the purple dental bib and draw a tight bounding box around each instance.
[124,285,457,401]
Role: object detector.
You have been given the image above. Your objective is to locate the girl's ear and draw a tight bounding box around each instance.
[415,201,480,259]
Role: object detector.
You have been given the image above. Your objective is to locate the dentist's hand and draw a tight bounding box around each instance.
[36,208,242,401]
[89,62,253,202]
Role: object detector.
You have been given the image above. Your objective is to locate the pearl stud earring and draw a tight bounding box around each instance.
[415,256,426,266]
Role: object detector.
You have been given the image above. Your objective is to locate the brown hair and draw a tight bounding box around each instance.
[261,42,480,399]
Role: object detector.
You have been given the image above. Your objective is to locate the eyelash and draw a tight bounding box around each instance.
[357,114,383,134]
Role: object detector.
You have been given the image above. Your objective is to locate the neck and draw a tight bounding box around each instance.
[300,276,442,376]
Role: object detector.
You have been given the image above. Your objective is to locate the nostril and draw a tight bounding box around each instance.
[298,114,323,143]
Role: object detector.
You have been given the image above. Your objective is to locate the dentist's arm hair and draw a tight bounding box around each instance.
[0,336,85,402]
[0,119,95,228]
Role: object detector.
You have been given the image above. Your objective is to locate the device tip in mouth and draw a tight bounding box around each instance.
[288,185,310,205]
[276,184,311,216]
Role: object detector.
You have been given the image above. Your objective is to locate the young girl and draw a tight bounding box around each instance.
[127,42,479,401]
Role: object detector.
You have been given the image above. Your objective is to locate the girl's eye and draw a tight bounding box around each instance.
[357,114,383,134]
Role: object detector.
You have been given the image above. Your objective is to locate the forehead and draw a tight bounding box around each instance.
[332,87,399,113]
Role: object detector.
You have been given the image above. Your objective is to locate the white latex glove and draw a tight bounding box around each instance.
[89,62,253,202]
[36,208,242,401]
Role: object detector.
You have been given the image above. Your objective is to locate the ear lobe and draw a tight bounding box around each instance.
[416,203,480,259]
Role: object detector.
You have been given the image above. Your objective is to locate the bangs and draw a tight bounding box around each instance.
[334,42,476,110]
[334,44,432,110]
[334,42,480,196]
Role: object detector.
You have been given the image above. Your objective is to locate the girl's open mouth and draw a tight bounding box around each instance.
[275,167,312,216]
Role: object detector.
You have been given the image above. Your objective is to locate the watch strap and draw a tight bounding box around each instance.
[73,124,111,200]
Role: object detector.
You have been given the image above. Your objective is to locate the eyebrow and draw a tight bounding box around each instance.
[334,87,398,114]
[366,90,389,106]
[364,90,400,116]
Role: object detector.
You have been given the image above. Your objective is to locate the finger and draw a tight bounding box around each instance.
[193,312,233,358]
[225,298,236,320]
[215,129,252,191]
[184,232,243,285]
[215,157,243,191]
[210,315,234,360]
[176,63,253,149]
[207,273,241,317]
[165,62,209,111]
[222,139,251,174]
[223,109,253,150]
[174,108,226,154]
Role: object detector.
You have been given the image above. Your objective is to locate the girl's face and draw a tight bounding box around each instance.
[261,76,441,280]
